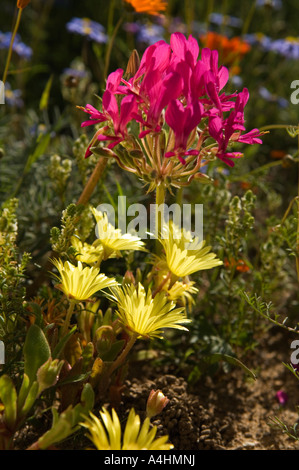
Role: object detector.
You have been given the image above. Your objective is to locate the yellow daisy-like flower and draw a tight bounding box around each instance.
[167,280,198,308]
[123,0,167,16]
[81,407,174,450]
[156,222,223,279]
[109,282,191,339]
[92,208,146,261]
[51,258,118,301]
[71,236,103,265]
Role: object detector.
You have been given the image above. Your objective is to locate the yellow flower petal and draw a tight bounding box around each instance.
[51,258,118,301]
[81,407,173,450]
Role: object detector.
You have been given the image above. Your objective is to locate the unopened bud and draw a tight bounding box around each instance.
[123,270,135,285]
[17,0,31,9]
[275,390,288,406]
[125,49,140,78]
[146,389,169,419]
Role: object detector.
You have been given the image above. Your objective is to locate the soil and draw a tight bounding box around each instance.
[13,326,299,451]
[121,327,299,451]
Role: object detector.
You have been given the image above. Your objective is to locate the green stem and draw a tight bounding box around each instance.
[155,182,166,239]
[104,15,123,80]
[259,124,296,131]
[2,8,23,84]
[108,333,137,376]
[61,300,76,337]
[205,0,214,31]
[241,0,257,36]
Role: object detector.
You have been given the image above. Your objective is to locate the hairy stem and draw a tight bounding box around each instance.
[2,8,23,84]
[77,157,107,206]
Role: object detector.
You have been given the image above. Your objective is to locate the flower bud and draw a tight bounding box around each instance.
[146,389,169,419]
[17,0,31,9]
[275,390,288,406]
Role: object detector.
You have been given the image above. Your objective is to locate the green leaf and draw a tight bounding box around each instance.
[23,324,51,384]
[24,132,51,174]
[82,342,94,373]
[52,325,77,359]
[100,339,126,362]
[17,374,30,414]
[20,381,39,419]
[205,353,257,380]
[37,384,94,450]
[0,375,17,430]
[39,75,53,111]
[36,358,64,394]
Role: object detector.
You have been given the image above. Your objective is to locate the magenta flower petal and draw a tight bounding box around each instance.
[106,68,124,92]
[275,390,288,405]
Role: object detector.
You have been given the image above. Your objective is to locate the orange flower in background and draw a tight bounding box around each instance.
[124,0,167,16]
[200,32,251,73]
[224,258,250,273]
[270,150,287,159]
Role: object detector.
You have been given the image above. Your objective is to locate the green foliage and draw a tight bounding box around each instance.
[0,199,31,363]
[0,0,299,451]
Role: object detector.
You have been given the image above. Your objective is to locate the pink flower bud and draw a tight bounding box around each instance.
[275,390,288,406]
[146,389,169,419]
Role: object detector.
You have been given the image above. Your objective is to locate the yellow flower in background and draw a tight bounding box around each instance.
[92,208,146,261]
[123,0,167,16]
[51,259,118,301]
[167,280,198,308]
[109,282,191,339]
[155,222,223,278]
[71,235,103,265]
[81,407,174,450]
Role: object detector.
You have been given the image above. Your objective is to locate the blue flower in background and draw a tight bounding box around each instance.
[137,24,165,45]
[209,13,242,28]
[66,17,108,44]
[256,0,282,9]
[270,37,299,60]
[123,22,165,45]
[244,33,299,60]
[0,31,32,60]
[62,67,89,78]
[258,86,288,108]
[4,83,24,108]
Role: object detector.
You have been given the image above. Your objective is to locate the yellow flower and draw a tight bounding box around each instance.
[123,0,167,16]
[71,236,103,265]
[51,258,118,301]
[81,407,174,450]
[167,280,198,308]
[109,282,191,339]
[155,222,223,278]
[92,208,146,260]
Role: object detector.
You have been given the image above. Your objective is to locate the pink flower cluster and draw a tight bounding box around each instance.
[81,32,262,167]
